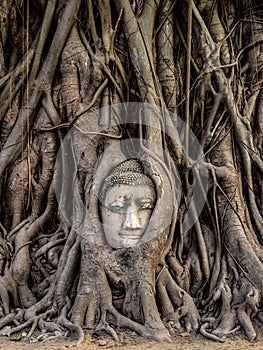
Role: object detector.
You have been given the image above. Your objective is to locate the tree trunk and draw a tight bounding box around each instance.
[0,0,262,345]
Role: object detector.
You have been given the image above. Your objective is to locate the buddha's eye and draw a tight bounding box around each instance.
[109,202,125,212]
[140,200,154,210]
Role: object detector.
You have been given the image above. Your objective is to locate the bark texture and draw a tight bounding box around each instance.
[0,0,262,345]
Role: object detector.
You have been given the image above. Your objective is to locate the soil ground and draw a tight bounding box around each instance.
[0,326,263,350]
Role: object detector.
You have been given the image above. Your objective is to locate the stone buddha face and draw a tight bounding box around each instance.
[99,160,156,249]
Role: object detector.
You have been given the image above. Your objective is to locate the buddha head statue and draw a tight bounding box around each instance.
[99,159,156,249]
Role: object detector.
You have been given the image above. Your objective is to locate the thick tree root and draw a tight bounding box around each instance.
[200,322,226,343]
[156,268,200,333]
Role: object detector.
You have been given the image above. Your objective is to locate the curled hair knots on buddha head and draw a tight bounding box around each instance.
[99,159,155,205]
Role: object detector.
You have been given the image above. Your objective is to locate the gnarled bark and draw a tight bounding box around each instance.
[0,0,262,346]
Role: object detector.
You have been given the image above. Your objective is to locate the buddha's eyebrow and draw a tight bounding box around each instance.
[141,198,154,202]
[108,199,125,205]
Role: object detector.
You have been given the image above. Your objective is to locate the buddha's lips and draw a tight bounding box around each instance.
[118,232,143,238]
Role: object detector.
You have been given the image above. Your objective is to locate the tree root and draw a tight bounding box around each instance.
[72,295,171,344]
[200,322,226,343]
[0,312,20,331]
[201,267,260,343]
[156,268,200,333]
[235,286,260,342]
[109,306,171,342]
[0,266,19,316]
[95,321,119,343]
[4,308,56,338]
[58,316,84,345]
[237,303,256,342]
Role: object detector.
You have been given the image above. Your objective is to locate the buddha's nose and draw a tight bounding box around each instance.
[123,207,141,229]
